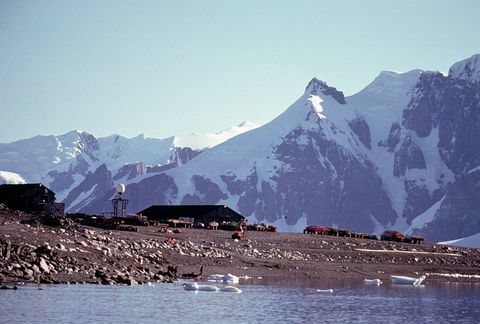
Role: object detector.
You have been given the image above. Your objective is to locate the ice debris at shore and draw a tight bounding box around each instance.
[207,273,240,283]
[183,282,242,293]
[425,273,480,279]
[316,289,333,293]
[364,278,382,285]
[238,275,251,280]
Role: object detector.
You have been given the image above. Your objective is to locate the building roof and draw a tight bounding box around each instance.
[138,205,244,221]
[0,183,55,194]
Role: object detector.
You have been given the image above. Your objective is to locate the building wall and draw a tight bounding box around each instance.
[0,184,55,213]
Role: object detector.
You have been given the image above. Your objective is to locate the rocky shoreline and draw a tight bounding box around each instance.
[1,208,480,286]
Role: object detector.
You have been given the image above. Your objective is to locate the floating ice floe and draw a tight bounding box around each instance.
[316,289,333,293]
[207,273,240,284]
[390,275,426,286]
[220,286,242,293]
[183,282,219,292]
[183,282,242,293]
[239,275,251,280]
[364,278,382,285]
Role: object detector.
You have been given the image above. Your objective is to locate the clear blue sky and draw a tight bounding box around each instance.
[1,0,479,143]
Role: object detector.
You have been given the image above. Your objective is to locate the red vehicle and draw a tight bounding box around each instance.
[304,225,327,235]
[380,230,405,242]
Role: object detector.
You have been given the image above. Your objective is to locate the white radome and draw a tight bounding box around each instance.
[116,183,126,194]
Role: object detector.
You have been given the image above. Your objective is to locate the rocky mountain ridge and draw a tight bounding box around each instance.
[0,123,258,211]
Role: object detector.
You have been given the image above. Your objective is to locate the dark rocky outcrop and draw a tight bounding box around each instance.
[378,122,401,152]
[403,72,445,138]
[415,169,480,242]
[305,78,346,104]
[182,176,228,205]
[393,135,426,177]
[403,180,434,224]
[349,117,372,149]
[404,70,480,174]
[64,164,114,212]
[113,162,147,181]
[146,148,202,175]
[169,147,202,166]
[48,156,91,193]
[222,168,259,217]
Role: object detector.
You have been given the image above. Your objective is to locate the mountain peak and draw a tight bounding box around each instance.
[59,129,83,137]
[374,69,423,83]
[353,69,422,99]
[305,78,346,104]
[448,54,480,83]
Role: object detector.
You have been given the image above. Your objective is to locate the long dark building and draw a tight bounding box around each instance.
[0,183,64,215]
[138,205,244,224]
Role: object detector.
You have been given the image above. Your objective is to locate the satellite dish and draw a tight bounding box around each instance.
[117,184,126,194]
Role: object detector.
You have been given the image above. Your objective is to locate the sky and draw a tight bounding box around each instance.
[1,0,479,143]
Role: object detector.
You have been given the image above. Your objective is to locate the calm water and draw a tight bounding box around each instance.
[1,280,480,323]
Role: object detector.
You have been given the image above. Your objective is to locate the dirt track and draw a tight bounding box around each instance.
[1,209,480,285]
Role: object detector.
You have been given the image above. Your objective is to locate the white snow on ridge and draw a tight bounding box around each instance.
[97,134,172,171]
[172,121,259,150]
[95,122,259,177]
[0,171,26,184]
[438,232,480,249]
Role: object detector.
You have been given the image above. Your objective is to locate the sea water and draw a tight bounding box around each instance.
[1,280,479,323]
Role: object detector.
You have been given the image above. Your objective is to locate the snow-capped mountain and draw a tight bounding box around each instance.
[2,55,479,245]
[77,54,480,243]
[0,122,258,210]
